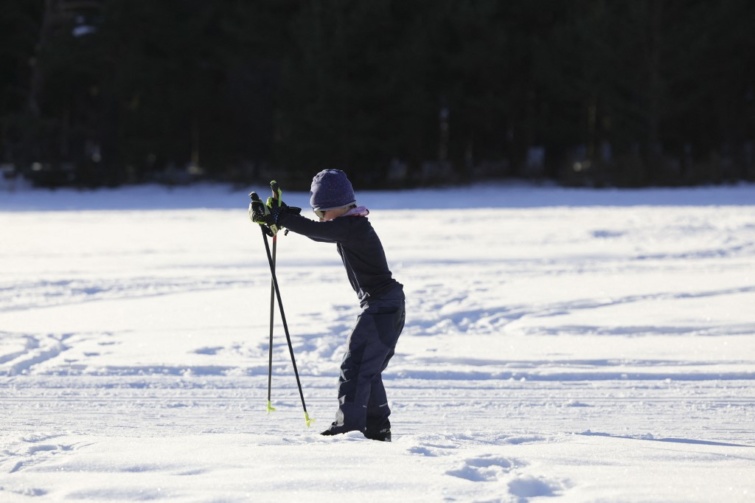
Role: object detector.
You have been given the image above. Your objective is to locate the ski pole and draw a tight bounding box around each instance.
[250,192,313,428]
[265,181,281,414]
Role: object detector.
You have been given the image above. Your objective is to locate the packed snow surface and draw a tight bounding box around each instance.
[1,182,754,502]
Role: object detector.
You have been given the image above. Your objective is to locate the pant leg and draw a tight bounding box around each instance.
[334,313,393,431]
[366,303,404,432]
[334,299,404,432]
[366,368,390,433]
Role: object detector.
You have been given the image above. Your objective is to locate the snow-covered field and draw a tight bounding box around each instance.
[1,182,754,502]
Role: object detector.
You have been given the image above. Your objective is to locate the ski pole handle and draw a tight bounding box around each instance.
[270,180,281,204]
[249,192,274,236]
[269,181,290,235]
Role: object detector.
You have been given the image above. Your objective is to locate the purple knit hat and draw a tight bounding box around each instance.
[309,169,356,211]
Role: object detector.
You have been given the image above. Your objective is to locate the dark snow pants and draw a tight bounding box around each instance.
[334,286,405,434]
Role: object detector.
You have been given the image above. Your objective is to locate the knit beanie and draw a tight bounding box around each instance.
[309,169,356,211]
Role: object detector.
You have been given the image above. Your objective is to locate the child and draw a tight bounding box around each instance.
[252,169,405,441]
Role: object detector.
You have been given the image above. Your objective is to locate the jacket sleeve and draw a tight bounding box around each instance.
[278,212,351,243]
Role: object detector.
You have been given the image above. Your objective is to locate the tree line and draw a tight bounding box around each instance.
[1,0,753,189]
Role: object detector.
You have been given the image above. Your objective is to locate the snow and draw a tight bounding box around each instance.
[1,182,754,502]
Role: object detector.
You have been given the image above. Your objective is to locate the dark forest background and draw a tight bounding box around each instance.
[1,0,754,190]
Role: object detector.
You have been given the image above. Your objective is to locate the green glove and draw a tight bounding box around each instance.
[248,193,278,236]
[266,179,301,221]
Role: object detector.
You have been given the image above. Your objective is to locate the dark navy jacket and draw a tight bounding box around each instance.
[278,211,402,304]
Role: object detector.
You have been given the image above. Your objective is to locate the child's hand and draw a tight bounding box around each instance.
[265,197,302,218]
[266,180,302,219]
[249,199,278,236]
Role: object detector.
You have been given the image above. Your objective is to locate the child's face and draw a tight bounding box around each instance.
[318,209,337,221]
[316,207,350,221]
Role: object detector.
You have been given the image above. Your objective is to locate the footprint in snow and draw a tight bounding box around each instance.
[408,446,436,457]
[8,440,77,474]
[445,455,568,499]
[194,346,223,355]
[406,437,460,457]
[446,455,514,482]
[508,475,564,499]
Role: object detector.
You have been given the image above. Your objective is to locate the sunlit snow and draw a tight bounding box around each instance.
[1,182,754,502]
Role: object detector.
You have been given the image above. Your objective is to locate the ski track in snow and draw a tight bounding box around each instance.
[1,184,755,502]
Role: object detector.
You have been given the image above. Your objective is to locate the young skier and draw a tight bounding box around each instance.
[251,169,405,441]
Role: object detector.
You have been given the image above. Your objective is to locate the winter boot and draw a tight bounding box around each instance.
[364,426,391,442]
[320,422,361,437]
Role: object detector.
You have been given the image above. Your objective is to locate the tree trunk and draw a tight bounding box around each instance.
[28,0,56,117]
